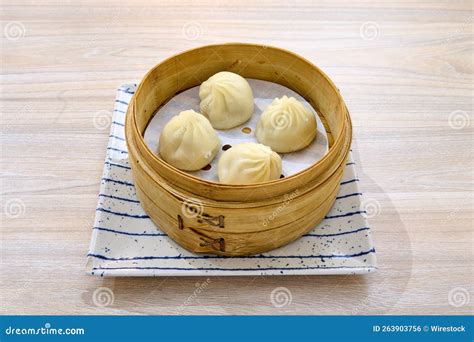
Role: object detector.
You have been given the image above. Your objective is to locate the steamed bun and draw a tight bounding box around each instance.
[199,71,254,129]
[159,110,220,171]
[217,142,282,184]
[256,96,317,153]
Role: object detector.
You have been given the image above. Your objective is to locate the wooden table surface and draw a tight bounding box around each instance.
[1,0,472,315]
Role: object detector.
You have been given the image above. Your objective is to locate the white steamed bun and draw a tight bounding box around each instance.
[217,142,282,184]
[159,110,220,171]
[199,71,254,129]
[256,96,317,153]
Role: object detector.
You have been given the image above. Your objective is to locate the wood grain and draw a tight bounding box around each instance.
[1,0,472,314]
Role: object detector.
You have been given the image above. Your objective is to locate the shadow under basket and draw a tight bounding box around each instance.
[125,43,352,256]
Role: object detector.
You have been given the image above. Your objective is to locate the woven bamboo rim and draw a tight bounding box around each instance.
[125,43,352,256]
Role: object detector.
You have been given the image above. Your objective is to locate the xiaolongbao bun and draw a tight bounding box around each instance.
[199,71,254,129]
[159,110,220,171]
[256,96,317,153]
[217,142,282,184]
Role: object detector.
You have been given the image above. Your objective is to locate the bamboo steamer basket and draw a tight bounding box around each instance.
[125,43,352,256]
